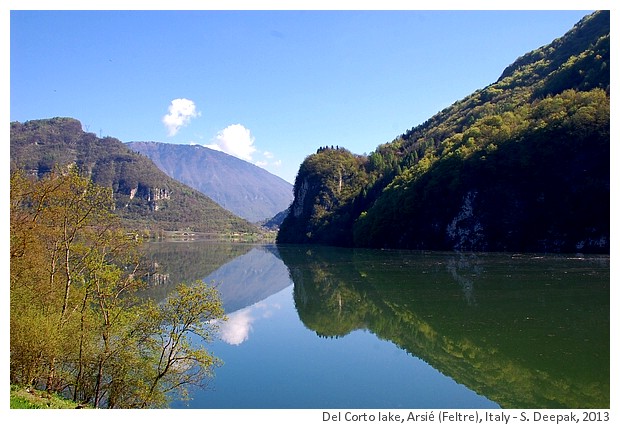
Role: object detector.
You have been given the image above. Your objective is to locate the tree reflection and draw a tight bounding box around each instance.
[278,245,609,409]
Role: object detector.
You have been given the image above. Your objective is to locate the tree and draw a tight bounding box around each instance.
[131,281,226,408]
[10,168,119,392]
[10,168,226,408]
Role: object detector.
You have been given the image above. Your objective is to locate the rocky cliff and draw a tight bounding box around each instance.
[10,117,260,235]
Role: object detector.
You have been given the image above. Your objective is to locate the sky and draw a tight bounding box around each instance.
[6,5,606,185]
[2,1,618,423]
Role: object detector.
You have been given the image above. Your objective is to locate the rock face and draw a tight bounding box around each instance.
[126,141,293,223]
[277,11,610,253]
[277,147,370,246]
[10,117,259,235]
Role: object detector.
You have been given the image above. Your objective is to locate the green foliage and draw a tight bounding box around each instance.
[278,147,371,245]
[10,170,226,408]
[134,281,226,407]
[10,118,259,236]
[354,88,609,251]
[499,10,610,95]
[278,10,610,253]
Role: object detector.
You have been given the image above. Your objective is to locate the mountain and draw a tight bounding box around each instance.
[125,141,293,223]
[10,117,261,237]
[277,10,610,253]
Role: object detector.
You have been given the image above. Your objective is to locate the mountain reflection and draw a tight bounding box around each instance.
[140,241,292,313]
[140,241,608,408]
[277,245,609,409]
[204,246,292,313]
[141,241,292,346]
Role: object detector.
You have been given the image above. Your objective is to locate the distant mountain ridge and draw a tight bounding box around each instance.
[126,141,293,223]
[10,117,260,236]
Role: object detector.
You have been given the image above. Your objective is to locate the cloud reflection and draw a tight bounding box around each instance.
[219,308,254,345]
[218,302,281,346]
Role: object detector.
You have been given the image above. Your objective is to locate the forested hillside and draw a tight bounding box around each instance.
[10,118,260,236]
[277,10,609,253]
[126,141,292,223]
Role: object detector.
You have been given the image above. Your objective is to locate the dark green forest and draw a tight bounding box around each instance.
[277,10,610,253]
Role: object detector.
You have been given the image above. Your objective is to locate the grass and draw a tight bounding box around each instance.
[10,385,89,409]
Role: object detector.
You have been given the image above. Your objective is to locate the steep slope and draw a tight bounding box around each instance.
[278,10,609,253]
[10,117,260,236]
[126,141,293,223]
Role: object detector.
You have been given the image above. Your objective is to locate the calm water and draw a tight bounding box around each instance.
[140,241,610,409]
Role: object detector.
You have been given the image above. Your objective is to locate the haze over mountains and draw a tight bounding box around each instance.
[126,141,292,223]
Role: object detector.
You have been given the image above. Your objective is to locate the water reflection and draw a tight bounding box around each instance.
[219,308,254,345]
[143,241,609,409]
[219,300,284,346]
[203,246,291,313]
[140,241,292,346]
[277,246,609,409]
[140,241,291,312]
[139,240,252,303]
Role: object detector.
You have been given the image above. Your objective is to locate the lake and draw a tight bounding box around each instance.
[139,241,609,409]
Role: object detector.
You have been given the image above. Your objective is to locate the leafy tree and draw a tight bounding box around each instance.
[131,281,225,407]
[11,168,119,391]
[278,148,370,245]
[10,168,226,408]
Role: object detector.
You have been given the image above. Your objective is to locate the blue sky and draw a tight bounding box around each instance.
[8,6,600,184]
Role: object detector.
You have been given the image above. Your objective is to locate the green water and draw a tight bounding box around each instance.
[141,241,609,409]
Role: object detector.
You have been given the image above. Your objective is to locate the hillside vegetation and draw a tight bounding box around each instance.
[277,10,609,253]
[10,385,88,409]
[126,141,293,223]
[10,118,261,237]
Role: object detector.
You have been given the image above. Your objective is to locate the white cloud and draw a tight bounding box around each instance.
[207,124,257,161]
[206,124,283,173]
[255,158,283,171]
[162,98,200,136]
